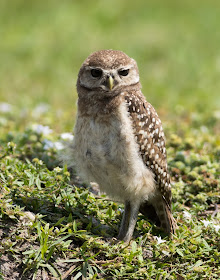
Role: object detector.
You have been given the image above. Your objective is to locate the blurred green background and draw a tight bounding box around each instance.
[0,0,220,130]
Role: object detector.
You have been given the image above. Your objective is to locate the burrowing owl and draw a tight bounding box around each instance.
[71,50,176,242]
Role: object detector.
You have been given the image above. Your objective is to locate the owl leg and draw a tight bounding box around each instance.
[117,201,140,242]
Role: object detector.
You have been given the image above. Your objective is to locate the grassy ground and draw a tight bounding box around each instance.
[0,0,220,279]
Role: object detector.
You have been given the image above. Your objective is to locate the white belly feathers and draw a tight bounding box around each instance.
[73,102,156,203]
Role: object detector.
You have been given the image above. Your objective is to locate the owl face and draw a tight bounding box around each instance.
[77,50,140,96]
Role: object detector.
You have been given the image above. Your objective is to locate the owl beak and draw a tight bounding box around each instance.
[106,75,114,90]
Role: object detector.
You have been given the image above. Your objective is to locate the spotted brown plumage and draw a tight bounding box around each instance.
[123,90,172,206]
[68,49,176,242]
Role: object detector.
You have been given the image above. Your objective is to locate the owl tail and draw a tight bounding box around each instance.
[140,197,176,237]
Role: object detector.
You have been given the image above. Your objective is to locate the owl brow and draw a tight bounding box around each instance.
[86,66,111,75]
[117,64,134,70]
[86,66,102,71]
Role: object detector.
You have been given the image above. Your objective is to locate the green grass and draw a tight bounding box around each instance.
[0,0,220,279]
[1,0,220,121]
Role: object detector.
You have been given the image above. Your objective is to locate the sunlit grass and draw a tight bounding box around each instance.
[0,0,220,279]
[1,0,220,122]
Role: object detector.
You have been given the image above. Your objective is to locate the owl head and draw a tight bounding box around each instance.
[77,50,140,98]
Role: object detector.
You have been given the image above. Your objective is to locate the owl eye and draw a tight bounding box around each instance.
[91,69,102,78]
[118,69,129,76]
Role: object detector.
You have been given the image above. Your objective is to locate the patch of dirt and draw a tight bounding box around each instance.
[0,254,21,280]
[0,217,81,280]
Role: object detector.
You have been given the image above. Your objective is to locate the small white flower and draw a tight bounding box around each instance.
[54,227,60,234]
[43,139,55,150]
[43,139,64,150]
[183,210,192,220]
[7,142,16,149]
[54,141,64,150]
[54,167,62,173]
[213,225,220,232]
[155,236,166,244]
[0,102,12,113]
[32,103,50,116]
[118,207,123,213]
[60,132,74,141]
[201,220,212,227]
[32,124,53,135]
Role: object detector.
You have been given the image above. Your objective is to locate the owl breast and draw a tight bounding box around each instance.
[73,102,156,203]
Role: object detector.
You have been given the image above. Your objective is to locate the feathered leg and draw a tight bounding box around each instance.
[117,201,140,242]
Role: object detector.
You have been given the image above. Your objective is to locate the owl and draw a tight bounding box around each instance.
[71,50,176,242]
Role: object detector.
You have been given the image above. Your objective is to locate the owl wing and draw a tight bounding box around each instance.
[123,90,172,207]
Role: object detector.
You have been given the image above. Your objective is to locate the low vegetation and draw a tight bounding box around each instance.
[0,0,220,279]
[0,107,219,279]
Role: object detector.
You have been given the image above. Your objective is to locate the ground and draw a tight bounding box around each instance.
[0,1,220,279]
